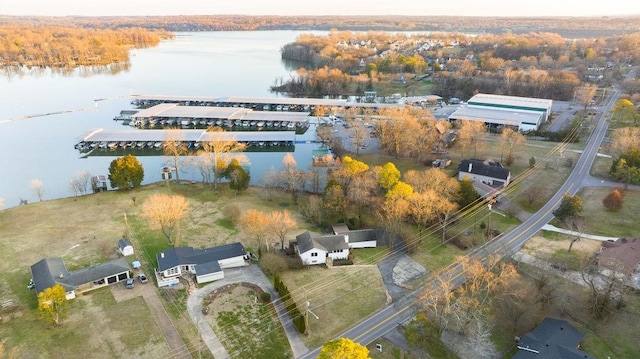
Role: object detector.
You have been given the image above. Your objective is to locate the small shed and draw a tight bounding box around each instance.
[91,175,108,193]
[118,238,134,257]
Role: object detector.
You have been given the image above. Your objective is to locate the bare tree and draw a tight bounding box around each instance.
[498,128,526,165]
[30,179,44,202]
[350,120,368,155]
[280,153,304,203]
[269,210,298,250]
[610,127,640,157]
[140,194,189,246]
[580,256,627,320]
[163,129,189,183]
[574,84,598,110]
[566,216,585,252]
[457,120,487,159]
[259,167,280,201]
[200,128,247,189]
[523,185,545,206]
[69,170,91,196]
[239,209,272,253]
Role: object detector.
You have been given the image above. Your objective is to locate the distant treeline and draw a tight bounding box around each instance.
[1,15,640,38]
[0,25,172,68]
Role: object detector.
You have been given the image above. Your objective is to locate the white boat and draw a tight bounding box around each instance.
[256,121,265,127]
[273,121,281,127]
[216,120,223,126]
[250,121,257,126]
[280,121,289,127]
[136,142,145,148]
[154,142,163,149]
[287,122,295,129]
[146,141,155,148]
[242,121,250,127]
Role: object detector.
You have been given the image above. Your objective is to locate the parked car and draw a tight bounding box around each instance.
[137,274,148,284]
[125,278,135,289]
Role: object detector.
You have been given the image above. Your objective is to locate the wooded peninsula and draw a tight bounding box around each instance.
[0,25,172,68]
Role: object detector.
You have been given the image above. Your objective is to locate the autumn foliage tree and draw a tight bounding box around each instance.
[141,194,189,245]
[108,154,144,190]
[602,188,624,211]
[318,338,370,359]
[38,284,68,327]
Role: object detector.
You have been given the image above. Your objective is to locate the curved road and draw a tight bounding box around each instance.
[300,75,631,358]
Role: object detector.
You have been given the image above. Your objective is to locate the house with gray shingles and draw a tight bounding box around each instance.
[295,232,350,265]
[458,158,511,187]
[331,224,384,249]
[513,317,595,359]
[30,257,131,300]
[155,242,247,287]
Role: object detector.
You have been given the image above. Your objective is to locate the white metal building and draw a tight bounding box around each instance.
[448,93,553,132]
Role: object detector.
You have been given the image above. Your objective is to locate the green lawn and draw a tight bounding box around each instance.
[208,284,292,359]
[578,187,640,237]
[0,288,167,358]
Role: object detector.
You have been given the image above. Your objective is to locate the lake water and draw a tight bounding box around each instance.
[0,31,328,209]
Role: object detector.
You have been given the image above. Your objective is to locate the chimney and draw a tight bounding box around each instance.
[160,253,164,258]
[468,163,472,172]
[59,273,64,278]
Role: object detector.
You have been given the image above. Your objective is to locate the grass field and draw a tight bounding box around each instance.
[207,284,291,359]
[278,265,387,348]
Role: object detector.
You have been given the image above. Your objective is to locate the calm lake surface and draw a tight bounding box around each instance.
[0,31,328,209]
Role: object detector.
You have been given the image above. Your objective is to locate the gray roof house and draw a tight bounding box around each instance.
[458,158,511,187]
[513,317,595,359]
[30,257,131,300]
[155,242,247,287]
[331,224,384,249]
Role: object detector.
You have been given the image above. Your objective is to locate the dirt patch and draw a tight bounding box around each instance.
[522,235,601,258]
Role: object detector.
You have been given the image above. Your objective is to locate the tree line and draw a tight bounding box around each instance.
[0,25,172,68]
[1,15,639,37]
[274,30,640,100]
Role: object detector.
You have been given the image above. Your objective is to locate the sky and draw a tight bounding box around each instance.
[1,0,640,17]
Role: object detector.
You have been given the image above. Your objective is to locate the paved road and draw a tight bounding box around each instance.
[299,77,630,358]
[187,265,309,359]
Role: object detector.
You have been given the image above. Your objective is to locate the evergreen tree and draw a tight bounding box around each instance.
[457,176,479,208]
[553,193,584,222]
[108,154,144,189]
[224,158,250,194]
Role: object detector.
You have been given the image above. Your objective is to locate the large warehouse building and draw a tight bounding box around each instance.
[448,94,553,132]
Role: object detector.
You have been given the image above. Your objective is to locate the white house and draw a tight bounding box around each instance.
[458,158,511,187]
[118,238,134,257]
[155,242,247,287]
[30,257,131,300]
[295,232,349,265]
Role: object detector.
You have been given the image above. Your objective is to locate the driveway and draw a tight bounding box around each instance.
[111,272,193,359]
[186,265,309,359]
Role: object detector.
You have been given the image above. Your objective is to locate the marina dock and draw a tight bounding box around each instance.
[74,129,297,154]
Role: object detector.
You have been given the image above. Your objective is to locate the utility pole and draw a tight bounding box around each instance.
[487,202,493,240]
[304,288,319,337]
